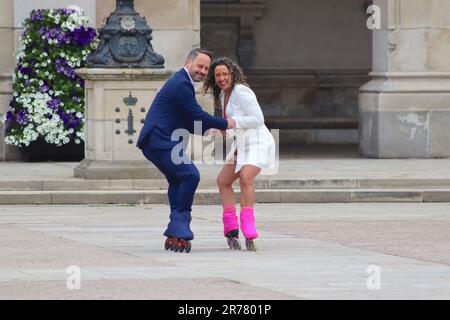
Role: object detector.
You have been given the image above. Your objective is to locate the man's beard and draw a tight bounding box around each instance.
[192,73,205,82]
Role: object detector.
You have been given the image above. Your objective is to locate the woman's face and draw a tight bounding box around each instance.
[214,64,232,92]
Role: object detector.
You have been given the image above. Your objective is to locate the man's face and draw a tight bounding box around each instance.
[185,53,211,82]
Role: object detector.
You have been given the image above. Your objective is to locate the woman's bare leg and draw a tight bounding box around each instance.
[239,165,261,207]
[216,163,240,205]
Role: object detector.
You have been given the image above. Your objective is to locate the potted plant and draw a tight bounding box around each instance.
[2,6,97,161]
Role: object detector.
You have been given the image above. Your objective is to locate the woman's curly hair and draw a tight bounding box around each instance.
[203,57,249,109]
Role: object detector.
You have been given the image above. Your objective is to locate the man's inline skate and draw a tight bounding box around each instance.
[163,211,193,253]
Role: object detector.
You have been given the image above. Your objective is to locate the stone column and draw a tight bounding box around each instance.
[74,68,172,179]
[0,0,20,160]
[359,0,450,158]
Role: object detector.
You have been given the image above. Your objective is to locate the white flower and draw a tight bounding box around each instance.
[3,8,92,147]
[68,5,83,14]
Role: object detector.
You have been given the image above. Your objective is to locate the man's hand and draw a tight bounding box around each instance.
[227,118,236,129]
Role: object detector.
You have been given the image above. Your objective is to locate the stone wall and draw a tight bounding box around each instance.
[0,0,200,160]
[201,0,372,144]
[359,0,450,158]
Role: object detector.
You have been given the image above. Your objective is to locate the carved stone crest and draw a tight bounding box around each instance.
[120,16,136,31]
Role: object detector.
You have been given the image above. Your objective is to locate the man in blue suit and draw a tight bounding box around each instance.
[137,49,235,253]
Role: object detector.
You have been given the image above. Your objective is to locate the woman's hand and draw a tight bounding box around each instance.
[208,129,224,137]
[227,118,236,129]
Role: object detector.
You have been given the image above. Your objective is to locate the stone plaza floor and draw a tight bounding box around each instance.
[0,202,449,299]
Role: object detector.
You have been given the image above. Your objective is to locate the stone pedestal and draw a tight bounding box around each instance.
[74,68,172,179]
[359,0,450,158]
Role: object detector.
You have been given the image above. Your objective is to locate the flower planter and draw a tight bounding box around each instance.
[2,8,97,152]
[20,139,84,162]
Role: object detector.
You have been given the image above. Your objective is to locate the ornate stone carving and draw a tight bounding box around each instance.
[87,0,164,68]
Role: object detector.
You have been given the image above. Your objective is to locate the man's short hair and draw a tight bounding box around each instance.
[186,48,213,62]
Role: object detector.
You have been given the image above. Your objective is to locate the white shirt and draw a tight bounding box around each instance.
[183,67,196,88]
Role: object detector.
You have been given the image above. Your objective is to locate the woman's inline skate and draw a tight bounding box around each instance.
[223,205,241,250]
[240,207,258,251]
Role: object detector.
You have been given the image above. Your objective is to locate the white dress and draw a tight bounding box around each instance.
[220,84,277,175]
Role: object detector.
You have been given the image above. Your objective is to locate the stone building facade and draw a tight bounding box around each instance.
[1,0,449,160]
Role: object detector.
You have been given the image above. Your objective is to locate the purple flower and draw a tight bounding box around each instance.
[43,27,69,46]
[48,28,59,38]
[4,111,15,130]
[67,114,82,129]
[47,98,61,110]
[16,110,29,125]
[55,58,77,78]
[39,84,49,93]
[55,58,66,74]
[18,65,31,75]
[68,27,97,46]
[30,10,43,21]
[61,8,77,15]
[56,32,69,44]
[72,96,81,103]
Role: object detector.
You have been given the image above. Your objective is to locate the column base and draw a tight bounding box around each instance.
[359,72,450,158]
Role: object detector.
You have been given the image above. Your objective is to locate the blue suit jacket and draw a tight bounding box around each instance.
[137,68,228,150]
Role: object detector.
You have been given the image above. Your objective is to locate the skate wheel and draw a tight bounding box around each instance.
[164,238,171,250]
[234,239,242,250]
[226,237,232,249]
[227,238,241,250]
[245,239,257,252]
[185,241,191,253]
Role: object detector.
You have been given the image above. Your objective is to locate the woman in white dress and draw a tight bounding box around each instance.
[203,57,276,251]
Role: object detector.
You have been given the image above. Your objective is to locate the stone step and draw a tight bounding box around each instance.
[1,188,450,205]
[2,178,450,191]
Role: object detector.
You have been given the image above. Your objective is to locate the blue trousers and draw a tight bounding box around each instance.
[142,147,200,240]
